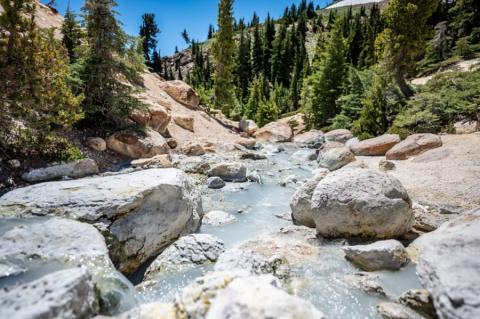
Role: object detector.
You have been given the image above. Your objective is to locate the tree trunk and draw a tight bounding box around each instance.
[395,71,414,99]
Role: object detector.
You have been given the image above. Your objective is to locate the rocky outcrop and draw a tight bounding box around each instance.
[21,159,99,183]
[398,289,437,319]
[350,134,400,156]
[293,130,325,148]
[239,119,259,136]
[291,167,413,239]
[131,154,173,168]
[343,240,410,271]
[174,271,324,319]
[377,302,425,319]
[291,169,330,228]
[0,168,203,275]
[206,275,325,319]
[181,142,206,156]
[203,210,237,226]
[410,213,480,319]
[386,134,442,160]
[207,162,247,182]
[131,101,171,134]
[106,129,170,159]
[87,137,107,152]
[144,234,224,280]
[317,144,356,171]
[254,122,293,143]
[0,268,97,319]
[159,80,200,109]
[174,115,195,132]
[454,120,478,134]
[206,177,226,189]
[325,129,353,143]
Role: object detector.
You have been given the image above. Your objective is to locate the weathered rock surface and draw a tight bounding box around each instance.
[398,289,437,319]
[107,129,170,159]
[411,203,452,232]
[240,152,267,160]
[317,145,356,171]
[181,142,206,156]
[343,240,410,271]
[291,169,330,228]
[292,167,413,239]
[21,159,99,183]
[377,302,425,319]
[144,234,224,280]
[207,162,247,182]
[87,137,107,152]
[254,122,293,143]
[206,275,325,319]
[174,115,195,132]
[293,130,325,148]
[159,80,200,109]
[0,268,97,319]
[386,134,442,160]
[342,273,388,297]
[99,303,176,319]
[239,119,259,135]
[325,129,353,143]
[350,134,401,156]
[236,137,257,149]
[410,213,480,319]
[289,149,317,162]
[379,159,396,171]
[131,102,171,134]
[0,168,203,275]
[131,154,172,168]
[206,177,225,189]
[454,120,478,134]
[203,210,236,226]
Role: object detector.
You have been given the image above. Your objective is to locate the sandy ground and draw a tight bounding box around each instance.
[352,133,480,211]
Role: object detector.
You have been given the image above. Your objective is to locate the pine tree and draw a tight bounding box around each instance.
[251,24,264,75]
[264,13,275,81]
[61,6,83,63]
[302,20,347,128]
[139,13,160,65]
[207,24,215,39]
[181,29,190,44]
[236,28,252,101]
[376,0,439,98]
[250,12,260,27]
[0,0,83,158]
[256,92,279,127]
[244,75,266,120]
[213,0,237,116]
[82,0,144,128]
[151,49,163,73]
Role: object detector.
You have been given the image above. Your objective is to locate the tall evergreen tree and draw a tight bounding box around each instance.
[264,13,275,81]
[61,6,83,63]
[376,0,439,98]
[236,28,252,101]
[82,0,144,127]
[251,24,264,75]
[302,20,347,128]
[0,0,83,157]
[181,29,190,44]
[207,24,215,39]
[213,0,237,115]
[139,13,160,65]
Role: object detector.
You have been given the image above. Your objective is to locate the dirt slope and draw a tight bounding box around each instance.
[353,133,480,211]
[142,72,242,149]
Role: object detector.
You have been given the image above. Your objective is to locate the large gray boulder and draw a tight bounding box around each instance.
[343,240,410,271]
[207,162,247,182]
[0,168,203,275]
[0,268,97,319]
[290,169,330,228]
[324,129,353,143]
[317,144,356,171]
[206,275,325,319]
[386,133,442,160]
[377,302,425,319]
[144,234,224,280]
[174,271,324,319]
[350,134,400,156]
[410,213,480,319]
[239,119,259,136]
[293,130,325,148]
[0,217,136,315]
[22,159,99,183]
[291,167,413,239]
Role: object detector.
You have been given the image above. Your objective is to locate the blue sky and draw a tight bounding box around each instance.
[44,0,330,56]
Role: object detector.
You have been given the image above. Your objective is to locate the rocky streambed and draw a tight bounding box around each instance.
[0,133,479,319]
